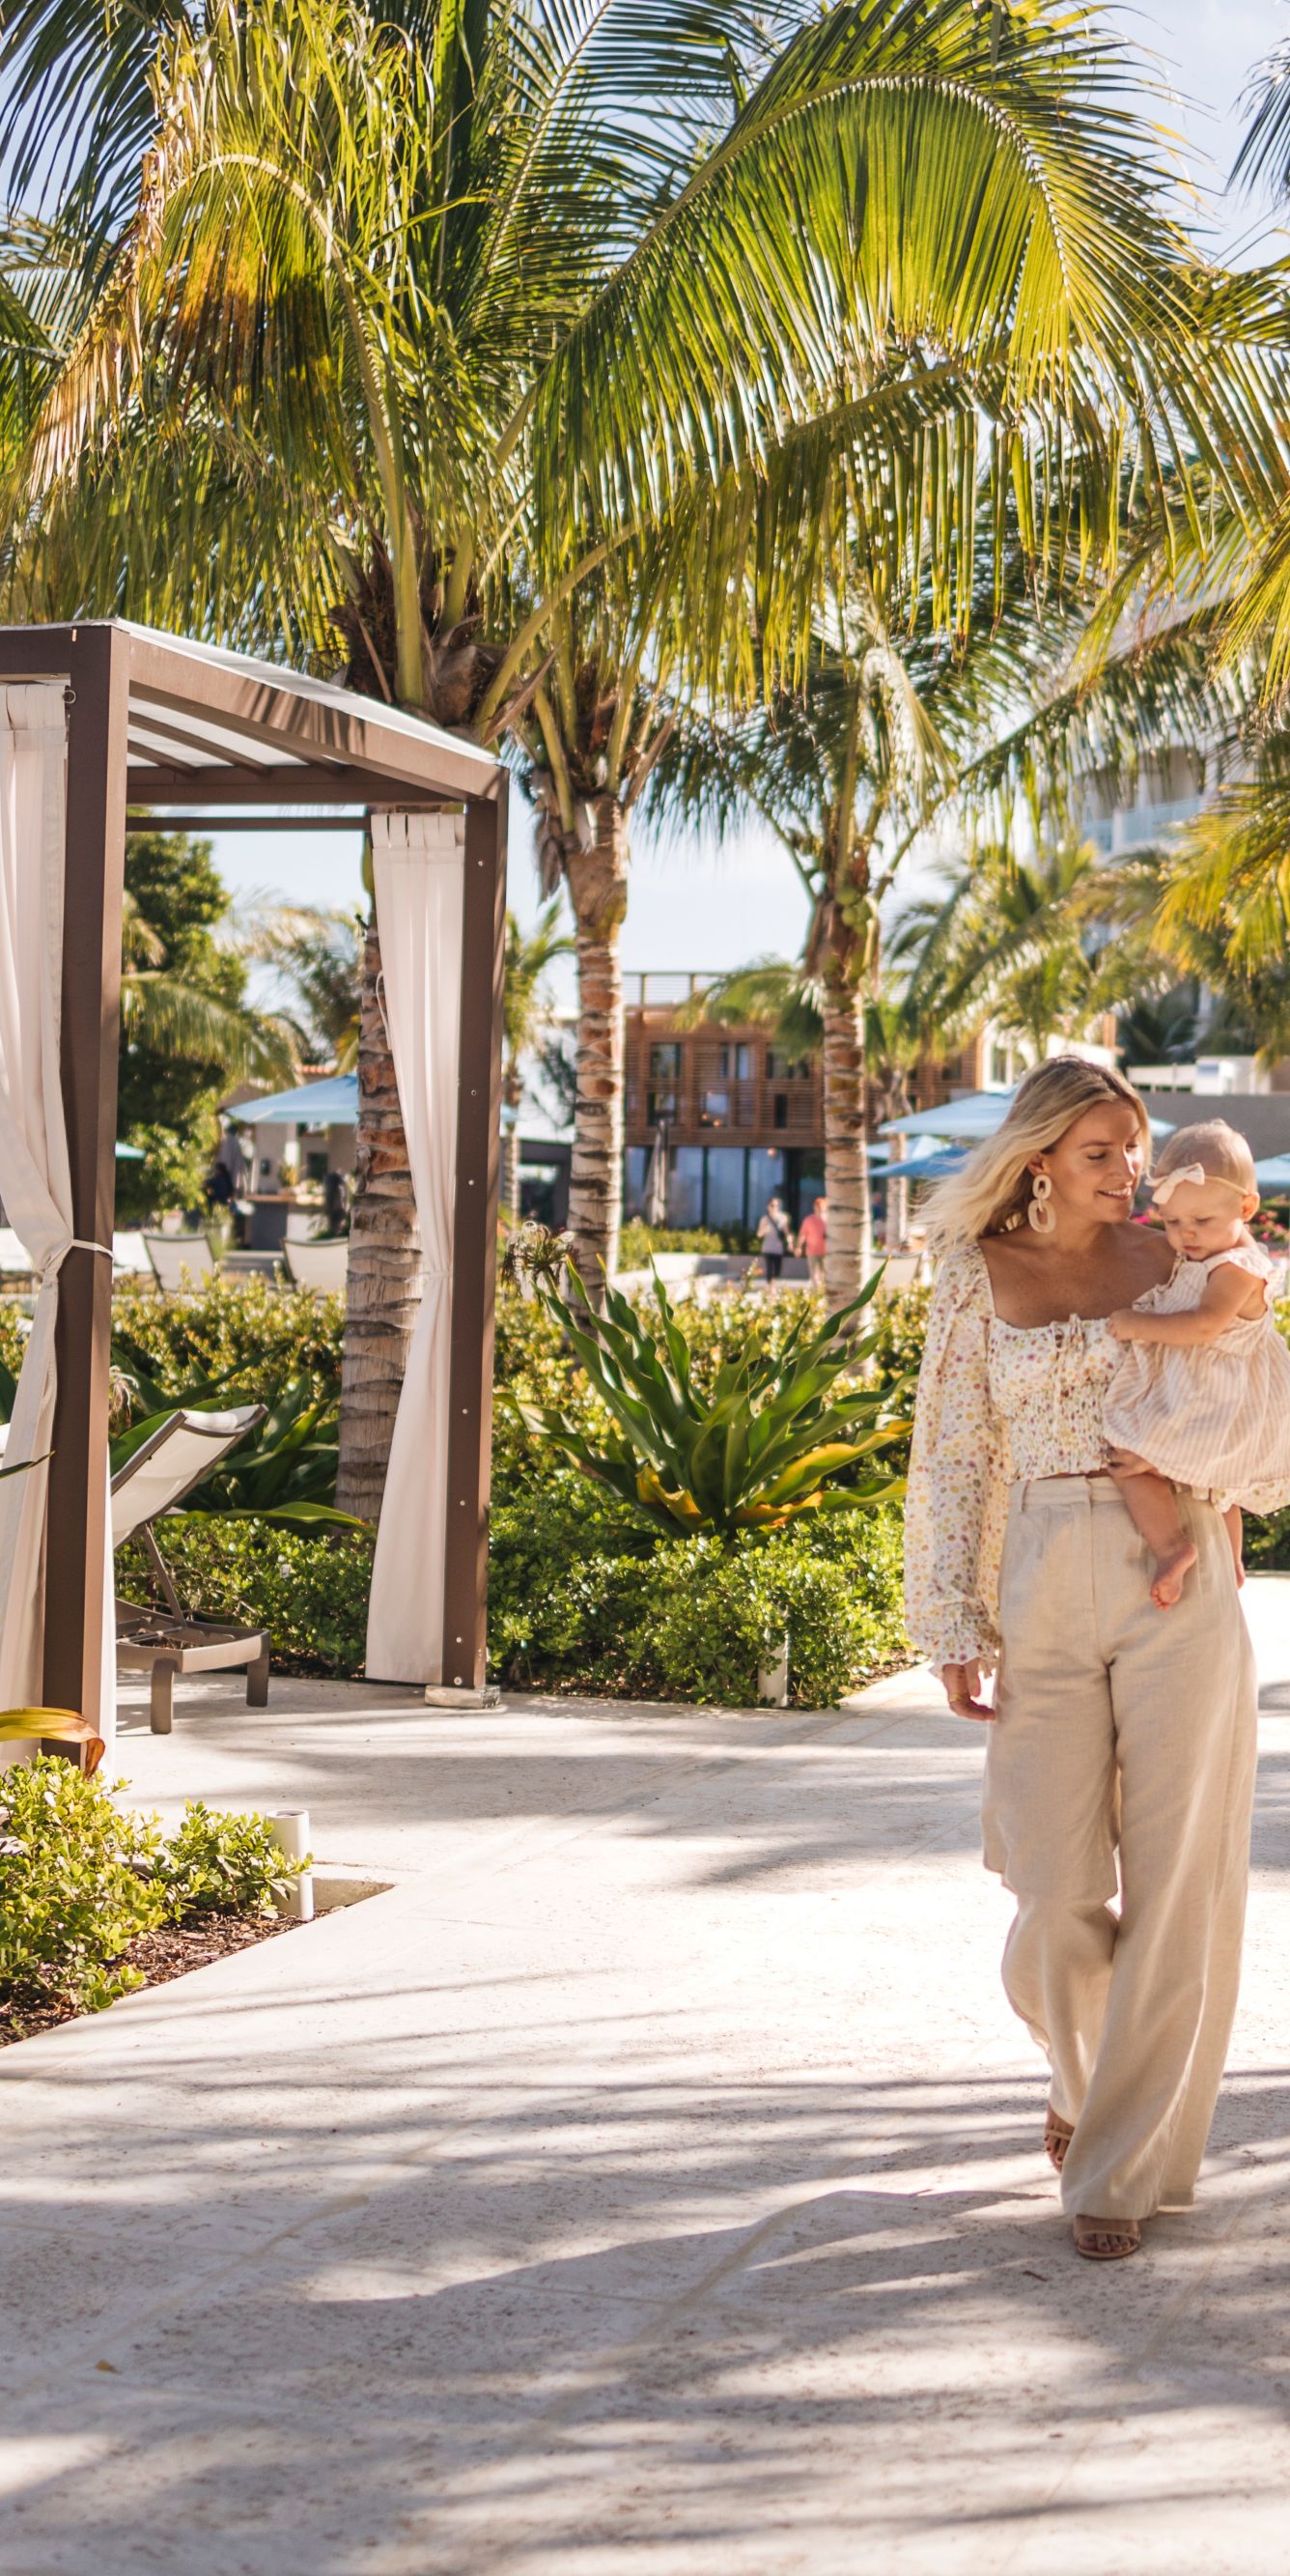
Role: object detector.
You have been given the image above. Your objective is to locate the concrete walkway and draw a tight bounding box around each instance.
[4,1587,1290,2573]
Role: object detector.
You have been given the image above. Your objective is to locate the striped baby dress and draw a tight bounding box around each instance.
[1104,1241,1290,1512]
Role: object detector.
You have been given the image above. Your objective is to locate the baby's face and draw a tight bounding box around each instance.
[1158,1177,1252,1260]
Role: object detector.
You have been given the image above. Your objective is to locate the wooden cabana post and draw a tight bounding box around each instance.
[0,619,507,1735]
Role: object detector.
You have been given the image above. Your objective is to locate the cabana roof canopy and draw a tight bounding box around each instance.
[7,616,498,818]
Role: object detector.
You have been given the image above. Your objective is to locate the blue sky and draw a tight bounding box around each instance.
[210,1,1290,1004]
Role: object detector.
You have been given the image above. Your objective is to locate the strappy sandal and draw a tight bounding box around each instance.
[1073,2215,1140,2261]
[1044,2106,1075,2172]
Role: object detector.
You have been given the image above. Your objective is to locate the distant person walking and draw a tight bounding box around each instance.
[756,1196,789,1283]
[798,1196,827,1290]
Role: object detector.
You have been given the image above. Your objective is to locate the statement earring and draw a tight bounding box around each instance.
[1027,1172,1055,1234]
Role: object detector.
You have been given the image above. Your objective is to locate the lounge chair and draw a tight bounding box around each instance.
[111,1231,153,1278]
[143,1231,217,1291]
[112,1405,270,1735]
[0,1228,36,1286]
[282,1235,349,1293]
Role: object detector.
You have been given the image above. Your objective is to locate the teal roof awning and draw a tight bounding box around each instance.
[227,1074,358,1128]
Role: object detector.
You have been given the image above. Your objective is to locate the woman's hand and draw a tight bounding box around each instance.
[939,1661,995,1721]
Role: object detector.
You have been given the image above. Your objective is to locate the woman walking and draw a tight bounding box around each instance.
[905,1059,1258,2260]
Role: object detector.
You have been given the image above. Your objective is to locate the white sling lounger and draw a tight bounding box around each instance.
[112,1404,271,1734]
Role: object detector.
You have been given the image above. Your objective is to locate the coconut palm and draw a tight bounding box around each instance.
[248,906,364,1071]
[889,837,1141,1064]
[655,524,1246,1299]
[121,887,294,1084]
[501,900,573,1220]
[3,0,1277,1417]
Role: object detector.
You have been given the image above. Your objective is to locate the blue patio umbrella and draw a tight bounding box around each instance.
[866,1133,948,1173]
[882,1088,1174,1143]
[1254,1156,1290,1190]
[899,1146,968,1182]
[226,1073,359,1127]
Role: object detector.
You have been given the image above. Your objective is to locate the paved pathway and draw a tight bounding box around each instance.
[4,1585,1290,2573]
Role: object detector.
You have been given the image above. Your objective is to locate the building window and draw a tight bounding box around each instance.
[701,1090,729,1125]
[646,1091,676,1126]
[719,1043,751,1080]
[670,1146,704,1228]
[767,1049,809,1079]
[704,1147,745,1228]
[772,1093,788,1129]
[649,1042,682,1078]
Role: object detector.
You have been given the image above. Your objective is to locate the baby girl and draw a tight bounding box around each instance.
[1106,1120,1290,1606]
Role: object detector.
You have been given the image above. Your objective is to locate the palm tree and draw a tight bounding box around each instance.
[248,906,364,1071]
[656,527,1245,1298]
[501,899,573,1220]
[121,888,294,1084]
[3,0,1274,1421]
[890,837,1141,1065]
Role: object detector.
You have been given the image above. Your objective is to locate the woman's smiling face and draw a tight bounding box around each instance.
[1031,1103,1145,1225]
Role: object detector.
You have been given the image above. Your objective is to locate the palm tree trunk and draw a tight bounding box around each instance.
[500,1070,522,1222]
[336,912,421,1519]
[562,796,629,1287]
[822,977,873,1307]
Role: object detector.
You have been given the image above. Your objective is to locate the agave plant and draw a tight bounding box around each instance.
[508,1260,908,1540]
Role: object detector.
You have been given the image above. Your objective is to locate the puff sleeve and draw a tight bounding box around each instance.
[903,1243,1009,1672]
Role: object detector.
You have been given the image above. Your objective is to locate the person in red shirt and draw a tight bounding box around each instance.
[797,1195,827,1289]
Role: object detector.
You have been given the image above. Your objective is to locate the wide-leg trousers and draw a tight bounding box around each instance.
[983,1476,1258,2222]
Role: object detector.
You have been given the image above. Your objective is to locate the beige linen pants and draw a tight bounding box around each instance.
[984,1476,1257,2222]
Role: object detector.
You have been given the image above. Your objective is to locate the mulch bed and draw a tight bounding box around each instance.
[0,1910,300,2049]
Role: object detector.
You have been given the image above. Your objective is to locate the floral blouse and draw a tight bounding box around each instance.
[904,1241,1120,1671]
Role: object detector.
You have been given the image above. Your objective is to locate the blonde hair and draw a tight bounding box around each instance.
[923,1058,1152,1252]
[1152,1118,1257,1198]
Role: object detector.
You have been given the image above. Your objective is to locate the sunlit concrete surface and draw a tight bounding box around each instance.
[3,1581,1290,2573]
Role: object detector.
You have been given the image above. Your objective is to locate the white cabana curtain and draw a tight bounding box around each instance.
[0,686,115,1743]
[365,809,464,1684]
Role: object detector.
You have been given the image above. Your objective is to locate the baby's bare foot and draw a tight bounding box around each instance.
[1151,1541,1198,1609]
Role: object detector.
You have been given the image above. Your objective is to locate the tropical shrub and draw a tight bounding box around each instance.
[506,1257,909,1538]
[111,1275,344,1406]
[488,1479,906,1706]
[617,1221,726,1265]
[0,1757,166,2016]
[0,1759,311,2027]
[155,1799,305,1917]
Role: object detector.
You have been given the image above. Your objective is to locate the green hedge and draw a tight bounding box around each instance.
[488,1468,906,1706]
[90,1276,923,1703]
[112,1273,344,1402]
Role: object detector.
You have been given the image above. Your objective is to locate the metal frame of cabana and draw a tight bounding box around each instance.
[0,619,507,1734]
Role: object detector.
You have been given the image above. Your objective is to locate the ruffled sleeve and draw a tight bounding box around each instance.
[903,1243,1010,1673]
[1205,1241,1279,1305]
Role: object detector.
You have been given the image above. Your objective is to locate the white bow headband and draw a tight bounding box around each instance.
[1151,1162,1249,1207]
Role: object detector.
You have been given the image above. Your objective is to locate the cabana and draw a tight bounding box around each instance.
[0,621,507,1755]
